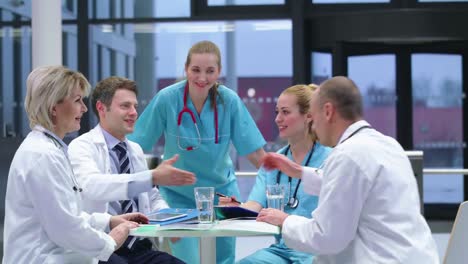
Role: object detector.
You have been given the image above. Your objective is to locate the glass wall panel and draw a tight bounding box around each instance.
[89,24,135,80]
[419,0,468,2]
[62,0,76,17]
[0,26,31,138]
[412,53,464,203]
[0,24,76,139]
[63,25,77,70]
[61,25,79,142]
[88,20,292,200]
[348,54,397,138]
[208,0,284,5]
[0,2,31,21]
[311,51,332,85]
[90,0,190,19]
[312,0,389,3]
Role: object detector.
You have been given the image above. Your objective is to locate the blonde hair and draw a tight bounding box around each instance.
[25,65,91,131]
[281,84,318,142]
[185,40,222,109]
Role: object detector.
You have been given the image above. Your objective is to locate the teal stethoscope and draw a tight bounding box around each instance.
[177,82,219,151]
[276,144,315,209]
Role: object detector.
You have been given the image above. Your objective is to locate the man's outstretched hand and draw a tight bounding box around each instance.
[261,152,303,179]
[152,154,196,186]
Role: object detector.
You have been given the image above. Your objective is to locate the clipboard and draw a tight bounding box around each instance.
[214,206,258,220]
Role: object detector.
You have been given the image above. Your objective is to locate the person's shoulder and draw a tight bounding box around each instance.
[127,139,144,153]
[337,137,367,155]
[157,80,186,98]
[217,84,240,99]
[69,126,100,148]
[335,130,390,164]
[70,130,92,143]
[217,85,245,110]
[315,141,332,154]
[275,145,289,154]
[18,132,65,162]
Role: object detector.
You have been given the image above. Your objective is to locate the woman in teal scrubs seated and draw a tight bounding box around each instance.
[220,84,331,264]
[128,40,266,264]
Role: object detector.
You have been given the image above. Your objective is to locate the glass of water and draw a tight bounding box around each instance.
[194,187,215,223]
[266,184,286,211]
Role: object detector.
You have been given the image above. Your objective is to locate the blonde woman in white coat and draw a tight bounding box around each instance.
[3,66,147,264]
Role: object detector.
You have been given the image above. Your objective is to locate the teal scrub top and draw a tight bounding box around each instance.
[129,80,266,207]
[248,142,331,255]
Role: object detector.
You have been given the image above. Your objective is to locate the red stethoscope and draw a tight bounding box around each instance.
[177,82,219,151]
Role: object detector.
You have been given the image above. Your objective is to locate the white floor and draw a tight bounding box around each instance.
[235,233,451,263]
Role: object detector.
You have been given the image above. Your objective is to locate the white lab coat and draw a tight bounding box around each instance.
[282,120,439,264]
[68,125,168,215]
[3,128,115,264]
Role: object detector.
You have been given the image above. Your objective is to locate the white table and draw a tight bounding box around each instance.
[130,220,280,264]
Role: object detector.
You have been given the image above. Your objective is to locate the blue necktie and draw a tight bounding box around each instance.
[113,142,140,249]
[113,142,135,214]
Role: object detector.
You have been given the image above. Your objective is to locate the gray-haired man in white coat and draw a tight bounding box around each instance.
[258,76,439,264]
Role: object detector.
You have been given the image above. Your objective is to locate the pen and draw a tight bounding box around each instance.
[216,192,241,204]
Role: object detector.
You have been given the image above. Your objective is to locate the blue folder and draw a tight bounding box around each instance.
[214,206,258,220]
[148,208,199,226]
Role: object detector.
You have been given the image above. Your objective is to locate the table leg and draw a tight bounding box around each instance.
[199,237,216,264]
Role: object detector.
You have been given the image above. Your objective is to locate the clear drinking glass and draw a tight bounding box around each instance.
[266,184,286,211]
[194,187,215,223]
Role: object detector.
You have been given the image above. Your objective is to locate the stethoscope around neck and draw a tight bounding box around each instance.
[177,82,219,151]
[276,144,315,209]
[40,129,83,193]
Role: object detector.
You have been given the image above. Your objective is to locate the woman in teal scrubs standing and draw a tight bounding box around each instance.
[129,40,266,264]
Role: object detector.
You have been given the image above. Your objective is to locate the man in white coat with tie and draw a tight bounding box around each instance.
[258,76,439,264]
[69,76,196,263]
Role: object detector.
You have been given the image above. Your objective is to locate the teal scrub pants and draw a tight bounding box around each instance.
[237,246,313,264]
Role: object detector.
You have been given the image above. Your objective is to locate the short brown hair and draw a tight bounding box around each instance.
[91,76,137,118]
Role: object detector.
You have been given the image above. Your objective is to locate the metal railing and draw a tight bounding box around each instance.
[237,169,468,177]
[424,169,468,175]
[146,154,468,176]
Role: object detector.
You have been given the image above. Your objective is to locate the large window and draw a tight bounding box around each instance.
[348,54,397,138]
[1,25,31,138]
[1,0,468,220]
[412,53,464,203]
[311,52,332,84]
[312,0,390,3]
[89,0,191,19]
[89,20,292,141]
[88,20,292,200]
[208,0,285,5]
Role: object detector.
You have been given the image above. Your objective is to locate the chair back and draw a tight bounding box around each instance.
[444,201,468,264]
